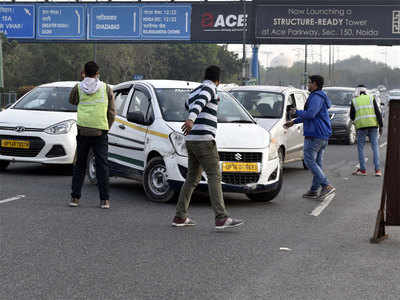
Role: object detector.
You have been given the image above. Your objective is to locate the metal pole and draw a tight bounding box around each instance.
[0,38,3,89]
[241,0,247,85]
[304,44,308,89]
[93,43,97,62]
[332,45,335,85]
[328,45,332,85]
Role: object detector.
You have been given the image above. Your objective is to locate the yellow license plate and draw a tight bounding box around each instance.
[222,162,258,173]
[1,139,30,149]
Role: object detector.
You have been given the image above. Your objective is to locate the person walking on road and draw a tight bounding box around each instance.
[69,61,115,209]
[172,66,244,229]
[284,75,335,200]
[350,85,383,177]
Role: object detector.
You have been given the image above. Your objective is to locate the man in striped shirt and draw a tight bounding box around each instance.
[172,66,244,230]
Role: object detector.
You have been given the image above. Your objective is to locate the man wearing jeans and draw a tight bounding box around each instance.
[69,61,115,209]
[350,85,383,177]
[172,66,243,229]
[284,75,335,200]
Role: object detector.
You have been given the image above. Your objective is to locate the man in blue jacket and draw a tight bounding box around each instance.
[284,75,336,200]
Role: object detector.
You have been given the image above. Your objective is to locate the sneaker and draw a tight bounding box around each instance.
[69,197,79,207]
[100,200,110,209]
[318,185,336,200]
[352,168,367,176]
[172,217,196,227]
[375,170,382,177]
[302,190,319,199]
[215,217,244,229]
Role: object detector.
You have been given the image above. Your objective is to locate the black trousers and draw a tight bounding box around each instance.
[71,133,109,201]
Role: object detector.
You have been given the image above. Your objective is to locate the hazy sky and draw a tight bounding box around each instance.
[228,44,400,69]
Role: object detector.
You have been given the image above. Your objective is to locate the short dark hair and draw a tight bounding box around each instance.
[204,65,220,82]
[357,84,366,87]
[84,61,99,77]
[309,75,324,90]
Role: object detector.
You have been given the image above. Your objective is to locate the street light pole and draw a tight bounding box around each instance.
[241,0,247,85]
[304,44,308,89]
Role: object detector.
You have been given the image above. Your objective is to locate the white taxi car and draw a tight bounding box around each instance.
[87,80,282,203]
[0,82,78,170]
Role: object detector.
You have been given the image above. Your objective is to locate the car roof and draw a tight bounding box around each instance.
[39,81,79,88]
[229,85,300,93]
[114,80,200,90]
[324,87,355,91]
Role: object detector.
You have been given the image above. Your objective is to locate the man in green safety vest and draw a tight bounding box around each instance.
[350,85,383,177]
[69,61,115,209]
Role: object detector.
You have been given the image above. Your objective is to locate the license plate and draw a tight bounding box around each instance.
[1,139,30,149]
[222,162,258,173]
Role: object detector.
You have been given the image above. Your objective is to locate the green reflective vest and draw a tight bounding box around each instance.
[77,83,109,130]
[352,94,378,130]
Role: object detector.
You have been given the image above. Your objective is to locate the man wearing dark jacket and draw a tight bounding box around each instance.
[350,85,383,176]
[284,75,335,200]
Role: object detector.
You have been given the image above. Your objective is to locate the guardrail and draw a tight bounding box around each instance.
[0,92,17,109]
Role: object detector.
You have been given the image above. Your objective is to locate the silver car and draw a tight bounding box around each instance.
[229,86,307,168]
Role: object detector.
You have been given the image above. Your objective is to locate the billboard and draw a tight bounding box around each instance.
[255,5,400,44]
[190,3,253,42]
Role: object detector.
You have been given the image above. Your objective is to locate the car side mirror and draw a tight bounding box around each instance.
[127,111,148,125]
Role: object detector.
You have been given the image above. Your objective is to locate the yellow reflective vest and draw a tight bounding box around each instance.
[352,94,379,130]
[77,83,109,130]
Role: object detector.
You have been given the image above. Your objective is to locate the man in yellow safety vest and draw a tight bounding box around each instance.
[350,85,383,177]
[69,61,115,208]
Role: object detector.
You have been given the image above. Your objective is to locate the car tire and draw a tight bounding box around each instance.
[247,149,283,202]
[345,123,356,145]
[0,160,10,171]
[143,157,176,203]
[87,150,98,185]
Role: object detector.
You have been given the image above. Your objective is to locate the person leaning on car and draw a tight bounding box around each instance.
[69,61,115,209]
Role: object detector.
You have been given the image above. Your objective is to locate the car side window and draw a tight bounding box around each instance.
[128,89,154,124]
[114,88,130,117]
[294,93,306,110]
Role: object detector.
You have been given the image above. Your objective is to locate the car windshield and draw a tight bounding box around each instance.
[229,90,284,118]
[13,87,76,112]
[390,91,400,96]
[324,89,354,106]
[155,88,254,123]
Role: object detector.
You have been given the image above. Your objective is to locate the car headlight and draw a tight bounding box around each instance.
[268,137,278,161]
[44,119,76,135]
[169,131,188,157]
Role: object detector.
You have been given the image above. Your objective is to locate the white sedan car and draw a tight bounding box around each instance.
[0,81,78,170]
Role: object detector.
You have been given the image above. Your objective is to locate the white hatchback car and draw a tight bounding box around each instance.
[0,81,78,170]
[87,80,282,203]
[229,86,308,167]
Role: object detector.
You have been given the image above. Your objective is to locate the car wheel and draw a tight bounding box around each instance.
[0,160,10,171]
[247,150,283,202]
[346,123,356,145]
[143,157,176,203]
[87,150,97,184]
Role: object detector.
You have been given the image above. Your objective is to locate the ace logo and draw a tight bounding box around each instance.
[201,13,248,28]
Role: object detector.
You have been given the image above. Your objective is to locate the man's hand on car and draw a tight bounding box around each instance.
[182,119,194,136]
[283,120,295,129]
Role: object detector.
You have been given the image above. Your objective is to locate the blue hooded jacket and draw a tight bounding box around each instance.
[293,90,332,140]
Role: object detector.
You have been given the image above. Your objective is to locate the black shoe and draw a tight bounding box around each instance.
[302,190,319,199]
[215,217,244,229]
[318,185,336,200]
[69,197,79,207]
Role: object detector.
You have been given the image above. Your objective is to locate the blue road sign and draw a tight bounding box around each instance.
[0,5,35,39]
[37,5,85,40]
[89,5,140,40]
[133,74,144,80]
[141,5,191,40]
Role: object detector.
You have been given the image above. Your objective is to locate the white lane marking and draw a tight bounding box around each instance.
[0,194,26,204]
[279,247,292,251]
[310,193,335,217]
[380,142,387,148]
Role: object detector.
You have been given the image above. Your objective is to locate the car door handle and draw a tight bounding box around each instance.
[119,124,126,130]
